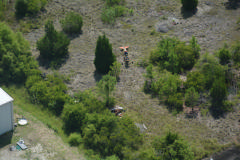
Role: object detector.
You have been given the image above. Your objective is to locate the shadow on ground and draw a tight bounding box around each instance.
[0,131,13,149]
[37,55,69,70]
[225,0,240,10]
[181,7,197,19]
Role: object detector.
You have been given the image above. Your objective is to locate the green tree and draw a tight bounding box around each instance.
[97,75,117,107]
[185,87,199,110]
[218,45,231,65]
[109,61,121,80]
[190,36,200,59]
[94,34,116,74]
[185,71,205,92]
[232,42,240,65]
[181,0,198,11]
[153,131,194,160]
[0,22,38,83]
[62,103,87,134]
[37,20,70,61]
[61,12,83,34]
[210,78,227,115]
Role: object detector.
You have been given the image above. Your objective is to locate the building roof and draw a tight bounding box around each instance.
[0,88,13,106]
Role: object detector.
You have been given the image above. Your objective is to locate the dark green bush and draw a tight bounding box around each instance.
[26,74,67,115]
[232,42,240,65]
[37,20,70,61]
[68,133,83,146]
[181,0,198,11]
[0,22,38,84]
[15,0,47,16]
[61,12,83,34]
[105,0,123,6]
[218,46,231,65]
[94,34,116,74]
[153,132,194,159]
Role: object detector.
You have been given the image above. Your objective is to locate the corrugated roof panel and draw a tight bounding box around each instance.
[0,88,13,106]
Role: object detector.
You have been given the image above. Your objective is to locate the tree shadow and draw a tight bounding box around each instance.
[225,0,240,9]
[65,31,83,41]
[0,131,13,149]
[94,70,103,82]
[209,107,225,119]
[181,7,197,19]
[37,54,69,70]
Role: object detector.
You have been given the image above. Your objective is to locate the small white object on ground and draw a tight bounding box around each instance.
[18,119,28,125]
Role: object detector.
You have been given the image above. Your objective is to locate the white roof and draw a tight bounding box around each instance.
[0,88,13,106]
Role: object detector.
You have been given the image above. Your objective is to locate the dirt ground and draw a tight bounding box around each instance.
[0,111,85,160]
[3,0,240,159]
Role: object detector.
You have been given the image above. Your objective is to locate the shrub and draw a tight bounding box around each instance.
[15,0,47,16]
[150,37,198,74]
[61,12,83,34]
[62,103,87,134]
[94,34,116,74]
[181,0,198,11]
[0,22,38,84]
[232,42,240,65]
[218,46,231,65]
[37,20,70,61]
[153,131,194,159]
[68,133,82,146]
[185,71,205,92]
[109,61,121,80]
[105,0,123,6]
[101,7,116,24]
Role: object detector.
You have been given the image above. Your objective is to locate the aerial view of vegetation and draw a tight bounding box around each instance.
[0,0,240,159]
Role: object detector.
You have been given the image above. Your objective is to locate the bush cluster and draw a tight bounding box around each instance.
[62,90,142,159]
[26,73,68,116]
[0,22,38,84]
[37,20,70,61]
[15,0,47,16]
[150,36,200,74]
[61,12,83,34]
[146,36,235,117]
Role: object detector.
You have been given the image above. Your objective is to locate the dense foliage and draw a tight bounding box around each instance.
[26,73,68,116]
[37,20,70,62]
[0,22,38,84]
[62,90,142,159]
[15,0,47,16]
[61,12,83,34]
[153,132,194,160]
[150,37,200,74]
[94,34,116,74]
[97,75,117,107]
[181,0,198,11]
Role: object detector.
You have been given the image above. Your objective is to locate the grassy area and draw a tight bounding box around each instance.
[2,85,68,143]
